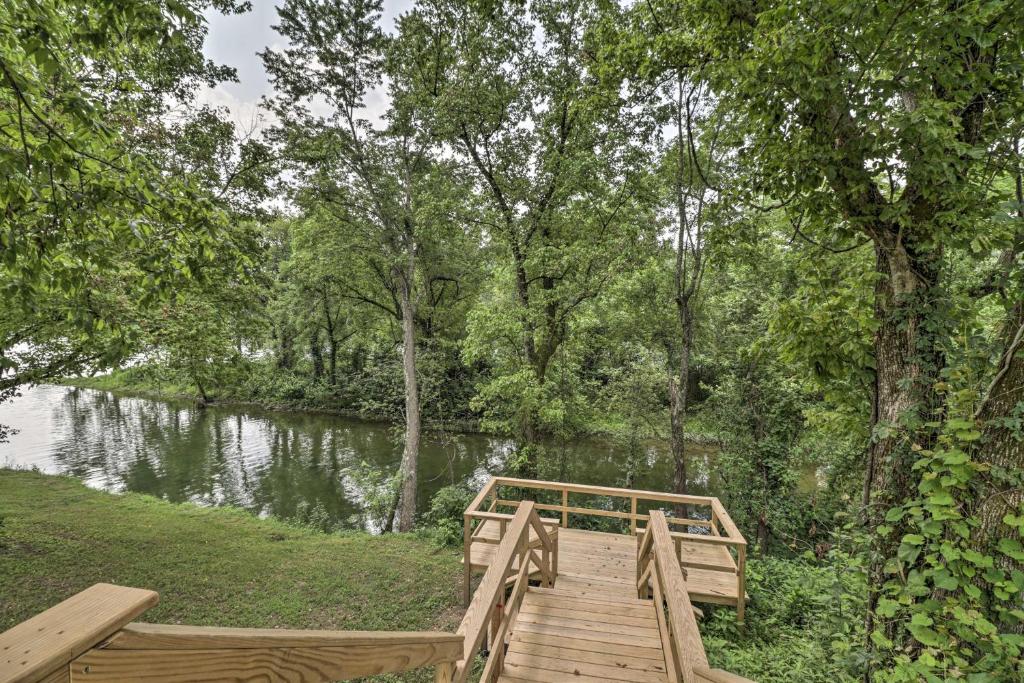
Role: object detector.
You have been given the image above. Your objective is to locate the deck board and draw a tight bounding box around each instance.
[468,526,746,604]
[505,596,666,679]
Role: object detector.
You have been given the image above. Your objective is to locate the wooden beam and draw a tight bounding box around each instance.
[70,634,462,682]
[710,499,744,543]
[454,502,534,683]
[465,478,498,516]
[494,477,719,506]
[649,511,710,682]
[0,584,158,683]
[98,624,462,650]
[694,666,756,682]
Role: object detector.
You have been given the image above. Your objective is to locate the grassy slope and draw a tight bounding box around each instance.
[0,470,463,636]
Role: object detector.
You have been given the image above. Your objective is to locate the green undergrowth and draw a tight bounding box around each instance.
[701,553,866,682]
[0,469,464,682]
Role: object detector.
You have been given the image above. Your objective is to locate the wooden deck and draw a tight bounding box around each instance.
[459,478,753,683]
[463,478,749,615]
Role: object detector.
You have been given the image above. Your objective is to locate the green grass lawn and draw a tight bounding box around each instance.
[0,469,464,641]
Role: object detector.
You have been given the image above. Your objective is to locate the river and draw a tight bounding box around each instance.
[0,384,720,531]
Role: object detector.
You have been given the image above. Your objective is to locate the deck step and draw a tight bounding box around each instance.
[504,586,669,682]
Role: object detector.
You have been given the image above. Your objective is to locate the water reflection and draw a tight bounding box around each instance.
[0,385,717,531]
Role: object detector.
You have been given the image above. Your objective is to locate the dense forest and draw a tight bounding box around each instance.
[2,0,1024,680]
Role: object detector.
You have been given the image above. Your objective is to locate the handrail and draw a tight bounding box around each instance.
[0,585,463,683]
[486,476,743,543]
[453,500,556,683]
[638,510,710,683]
[493,476,719,506]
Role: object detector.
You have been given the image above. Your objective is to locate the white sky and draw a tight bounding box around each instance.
[198,0,414,131]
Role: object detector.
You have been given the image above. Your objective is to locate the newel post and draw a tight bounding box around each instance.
[463,512,472,607]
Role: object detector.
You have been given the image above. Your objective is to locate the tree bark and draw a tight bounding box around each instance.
[969,302,1024,620]
[967,152,1024,596]
[395,248,421,533]
[670,297,694,511]
[309,328,324,381]
[322,289,338,386]
[861,233,945,645]
[512,245,542,477]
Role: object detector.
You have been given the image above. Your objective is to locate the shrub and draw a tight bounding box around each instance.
[423,484,476,546]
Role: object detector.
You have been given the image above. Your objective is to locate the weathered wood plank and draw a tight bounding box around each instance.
[649,510,710,681]
[510,630,664,662]
[512,621,663,650]
[505,641,666,673]
[513,612,660,639]
[103,624,462,650]
[499,662,649,683]
[517,603,657,628]
[503,653,668,683]
[70,640,462,682]
[694,666,756,683]
[493,477,717,506]
[0,584,158,683]
[522,590,654,615]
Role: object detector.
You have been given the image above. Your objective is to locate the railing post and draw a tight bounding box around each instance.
[435,661,455,682]
[561,487,568,527]
[630,496,638,535]
[737,544,746,625]
[463,513,472,607]
[552,526,559,580]
[491,601,505,682]
[541,539,551,588]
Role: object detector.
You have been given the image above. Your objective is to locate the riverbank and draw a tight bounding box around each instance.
[61,368,724,447]
[61,370,487,436]
[0,470,463,656]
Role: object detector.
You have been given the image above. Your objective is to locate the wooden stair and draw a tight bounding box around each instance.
[498,586,669,682]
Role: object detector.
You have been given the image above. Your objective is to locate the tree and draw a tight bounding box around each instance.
[627,0,1024,676]
[263,0,465,530]
[402,0,645,473]
[0,0,253,436]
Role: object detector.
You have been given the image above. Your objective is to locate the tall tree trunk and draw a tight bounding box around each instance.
[276,324,295,370]
[395,250,421,533]
[971,303,1024,572]
[310,329,324,381]
[322,291,338,386]
[670,299,694,503]
[862,234,945,646]
[328,337,338,387]
[512,245,541,477]
[967,165,1024,626]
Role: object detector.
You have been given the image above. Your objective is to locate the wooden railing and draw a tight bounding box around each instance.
[0,584,463,683]
[453,500,556,683]
[464,476,746,621]
[638,511,753,683]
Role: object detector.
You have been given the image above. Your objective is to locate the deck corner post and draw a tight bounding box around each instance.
[737,544,747,624]
[630,496,638,535]
[435,660,456,683]
[561,487,568,527]
[463,513,472,607]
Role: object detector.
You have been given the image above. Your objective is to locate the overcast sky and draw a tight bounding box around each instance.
[198,1,414,130]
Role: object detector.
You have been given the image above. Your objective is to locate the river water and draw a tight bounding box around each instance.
[0,384,719,531]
